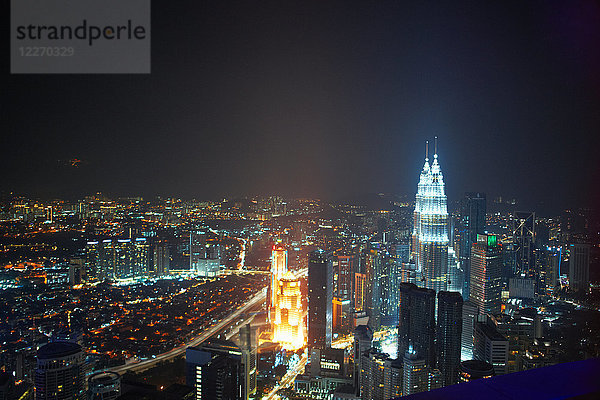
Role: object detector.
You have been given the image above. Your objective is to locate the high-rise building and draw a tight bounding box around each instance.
[35,342,86,400]
[436,291,463,386]
[569,243,590,293]
[397,283,436,369]
[272,271,305,350]
[402,346,427,396]
[335,255,354,301]
[354,325,373,397]
[542,246,562,295]
[470,234,502,315]
[456,192,487,299]
[308,250,333,350]
[473,321,509,376]
[269,244,288,320]
[152,240,170,276]
[411,140,449,293]
[460,301,479,361]
[85,238,150,281]
[512,212,536,277]
[238,324,257,399]
[186,340,246,400]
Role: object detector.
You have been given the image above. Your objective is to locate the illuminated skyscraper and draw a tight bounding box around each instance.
[412,139,449,292]
[270,244,288,318]
[470,234,502,315]
[272,271,305,350]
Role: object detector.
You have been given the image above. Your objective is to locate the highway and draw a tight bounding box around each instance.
[108,287,267,374]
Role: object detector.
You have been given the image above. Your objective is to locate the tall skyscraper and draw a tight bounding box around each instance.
[397,283,436,369]
[470,234,502,315]
[456,192,487,299]
[308,250,332,350]
[412,139,449,293]
[35,342,86,400]
[186,340,246,400]
[354,325,373,397]
[569,243,590,293]
[269,244,288,322]
[436,291,463,386]
[512,212,536,277]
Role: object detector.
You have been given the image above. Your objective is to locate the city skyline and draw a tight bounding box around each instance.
[3,1,600,215]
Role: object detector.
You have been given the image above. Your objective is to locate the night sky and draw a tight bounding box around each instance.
[3,1,600,214]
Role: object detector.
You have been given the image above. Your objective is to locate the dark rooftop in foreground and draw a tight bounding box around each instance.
[400,358,600,400]
[37,341,82,359]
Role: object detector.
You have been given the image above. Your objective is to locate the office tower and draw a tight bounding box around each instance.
[461,301,479,361]
[569,243,590,293]
[473,321,509,376]
[269,244,288,321]
[543,246,562,294]
[272,271,305,350]
[446,247,463,294]
[354,325,373,397]
[403,346,428,396]
[152,240,170,276]
[512,212,536,277]
[308,250,333,350]
[458,360,495,382]
[336,255,354,301]
[411,140,449,293]
[397,283,436,369]
[379,250,400,327]
[470,234,502,315]
[456,193,487,299]
[239,324,257,399]
[354,272,367,314]
[361,350,402,400]
[363,247,382,330]
[35,342,86,400]
[436,291,463,386]
[88,371,121,400]
[333,255,354,335]
[186,340,245,400]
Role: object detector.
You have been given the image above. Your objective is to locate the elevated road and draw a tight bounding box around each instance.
[107,287,267,374]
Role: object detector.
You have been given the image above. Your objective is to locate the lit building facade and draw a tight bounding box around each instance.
[470,234,502,315]
[412,141,449,293]
[270,244,288,319]
[272,271,305,350]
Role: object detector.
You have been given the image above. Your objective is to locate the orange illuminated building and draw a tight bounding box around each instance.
[270,244,288,318]
[272,271,305,350]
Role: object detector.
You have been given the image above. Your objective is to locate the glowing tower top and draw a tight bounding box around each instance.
[412,137,449,292]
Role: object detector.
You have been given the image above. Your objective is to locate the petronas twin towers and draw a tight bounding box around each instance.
[412,138,450,293]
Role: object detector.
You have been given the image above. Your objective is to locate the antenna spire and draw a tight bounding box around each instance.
[425,140,429,160]
[434,136,438,155]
